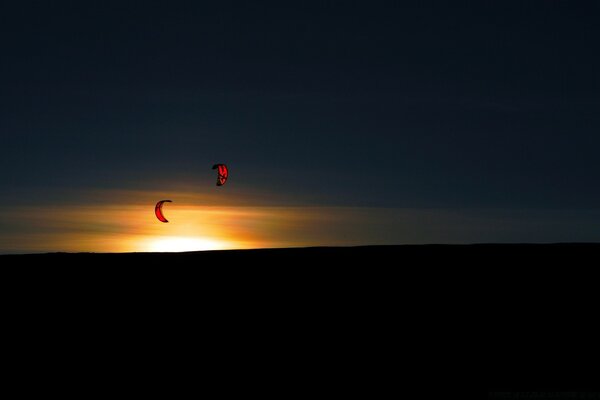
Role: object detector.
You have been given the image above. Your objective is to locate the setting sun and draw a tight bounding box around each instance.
[143,236,228,253]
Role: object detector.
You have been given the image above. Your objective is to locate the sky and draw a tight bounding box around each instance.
[1,1,599,252]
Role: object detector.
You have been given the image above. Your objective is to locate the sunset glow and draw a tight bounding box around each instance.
[142,236,228,252]
[0,189,392,253]
[2,187,598,254]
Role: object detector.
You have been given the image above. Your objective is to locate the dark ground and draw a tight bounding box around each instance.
[3,242,599,262]
[2,244,598,394]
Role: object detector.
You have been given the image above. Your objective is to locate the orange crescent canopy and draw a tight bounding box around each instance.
[155,200,172,223]
[212,164,228,186]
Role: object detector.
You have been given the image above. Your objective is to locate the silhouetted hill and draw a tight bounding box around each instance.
[2,244,598,393]
[3,243,599,262]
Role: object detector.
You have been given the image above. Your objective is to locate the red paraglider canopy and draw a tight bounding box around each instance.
[155,200,172,223]
[212,164,228,186]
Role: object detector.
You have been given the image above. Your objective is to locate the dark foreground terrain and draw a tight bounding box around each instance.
[3,243,599,264]
[3,244,598,393]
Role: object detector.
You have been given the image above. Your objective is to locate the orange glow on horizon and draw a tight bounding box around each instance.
[0,201,271,253]
[141,236,229,252]
[0,188,407,254]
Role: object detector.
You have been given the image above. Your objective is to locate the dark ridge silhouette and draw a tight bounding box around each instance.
[2,243,597,392]
[3,243,599,260]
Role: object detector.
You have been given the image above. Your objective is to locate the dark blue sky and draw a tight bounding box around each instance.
[1,1,599,209]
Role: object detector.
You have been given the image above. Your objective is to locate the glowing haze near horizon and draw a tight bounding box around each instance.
[1,2,599,253]
[1,188,599,254]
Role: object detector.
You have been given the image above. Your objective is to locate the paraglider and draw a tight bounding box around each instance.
[155,200,172,223]
[212,164,228,186]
